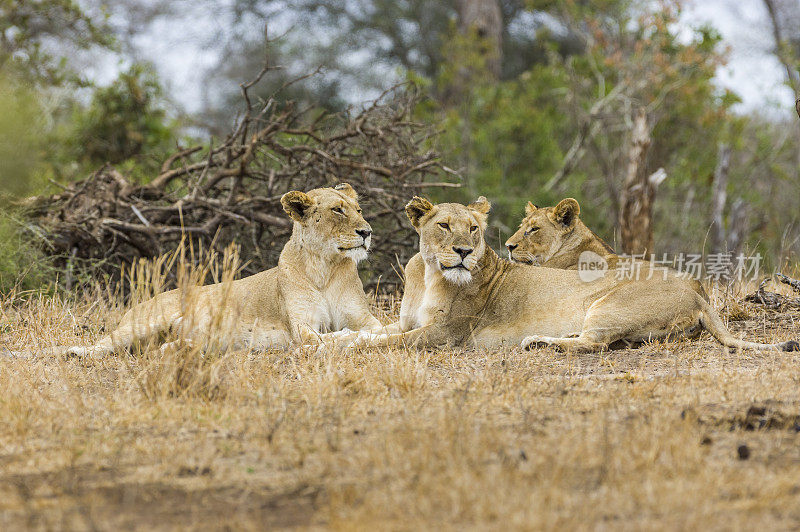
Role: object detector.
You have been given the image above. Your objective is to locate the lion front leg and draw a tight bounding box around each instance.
[318,324,440,352]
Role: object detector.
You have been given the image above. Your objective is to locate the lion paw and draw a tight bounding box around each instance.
[350,331,382,349]
[328,328,355,338]
[64,346,89,358]
[521,335,549,350]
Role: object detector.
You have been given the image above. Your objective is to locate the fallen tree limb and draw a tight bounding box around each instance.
[745,275,800,309]
[776,272,800,293]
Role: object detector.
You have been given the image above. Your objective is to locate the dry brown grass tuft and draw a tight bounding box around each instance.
[2,269,800,529]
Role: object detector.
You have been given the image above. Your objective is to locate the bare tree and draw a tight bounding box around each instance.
[457,0,503,78]
[763,0,800,97]
[727,199,750,259]
[710,143,731,254]
[709,144,750,259]
[763,0,800,178]
[619,108,654,255]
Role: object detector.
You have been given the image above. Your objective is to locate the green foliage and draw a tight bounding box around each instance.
[1,3,176,185]
[0,74,55,292]
[429,66,568,229]
[0,64,177,293]
[0,75,46,197]
[419,0,744,251]
[0,0,115,86]
[0,5,181,292]
[0,211,51,293]
[71,64,175,172]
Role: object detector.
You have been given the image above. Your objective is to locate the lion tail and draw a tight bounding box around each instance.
[698,296,799,351]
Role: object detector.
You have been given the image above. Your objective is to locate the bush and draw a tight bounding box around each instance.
[72,64,176,174]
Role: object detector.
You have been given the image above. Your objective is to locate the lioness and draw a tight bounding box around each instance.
[503,197,706,297]
[504,198,616,268]
[339,196,797,353]
[63,183,385,357]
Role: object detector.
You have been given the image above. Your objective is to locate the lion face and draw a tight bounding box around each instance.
[505,198,580,265]
[406,196,491,285]
[281,183,372,263]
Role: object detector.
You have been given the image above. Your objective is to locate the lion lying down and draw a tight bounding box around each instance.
[504,198,617,269]
[326,196,797,353]
[503,197,706,296]
[58,184,388,357]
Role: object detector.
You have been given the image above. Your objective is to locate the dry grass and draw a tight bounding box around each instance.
[2,267,800,530]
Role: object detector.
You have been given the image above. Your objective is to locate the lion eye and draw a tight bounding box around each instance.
[437,222,450,231]
[525,227,539,236]
[332,207,345,215]
[357,208,362,214]
[470,225,478,233]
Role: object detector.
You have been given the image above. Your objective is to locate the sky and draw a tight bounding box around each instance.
[680,0,795,116]
[84,0,797,118]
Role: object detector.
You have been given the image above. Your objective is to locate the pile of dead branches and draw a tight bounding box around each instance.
[21,71,459,290]
[745,273,800,309]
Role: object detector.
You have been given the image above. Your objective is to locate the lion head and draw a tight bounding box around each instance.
[504,198,580,265]
[405,196,491,285]
[280,183,372,263]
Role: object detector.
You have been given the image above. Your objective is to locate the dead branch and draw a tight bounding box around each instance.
[21,68,459,290]
[544,82,627,192]
[745,274,800,309]
[776,272,800,293]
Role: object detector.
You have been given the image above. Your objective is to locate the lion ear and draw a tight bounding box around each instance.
[551,198,580,228]
[525,201,538,216]
[281,191,316,222]
[468,196,491,227]
[405,196,436,228]
[468,196,491,215]
[334,183,358,199]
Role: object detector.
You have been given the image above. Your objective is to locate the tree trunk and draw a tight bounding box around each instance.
[728,198,750,259]
[619,107,654,255]
[710,143,731,254]
[763,0,800,96]
[457,0,503,78]
[763,0,800,178]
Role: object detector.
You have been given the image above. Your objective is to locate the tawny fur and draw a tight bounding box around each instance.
[62,184,386,357]
[504,198,706,296]
[504,198,615,269]
[340,197,797,353]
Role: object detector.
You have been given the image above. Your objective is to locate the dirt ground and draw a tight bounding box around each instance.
[1,285,800,530]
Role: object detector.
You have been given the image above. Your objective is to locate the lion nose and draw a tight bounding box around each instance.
[356,229,372,239]
[506,243,518,252]
[453,247,473,259]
